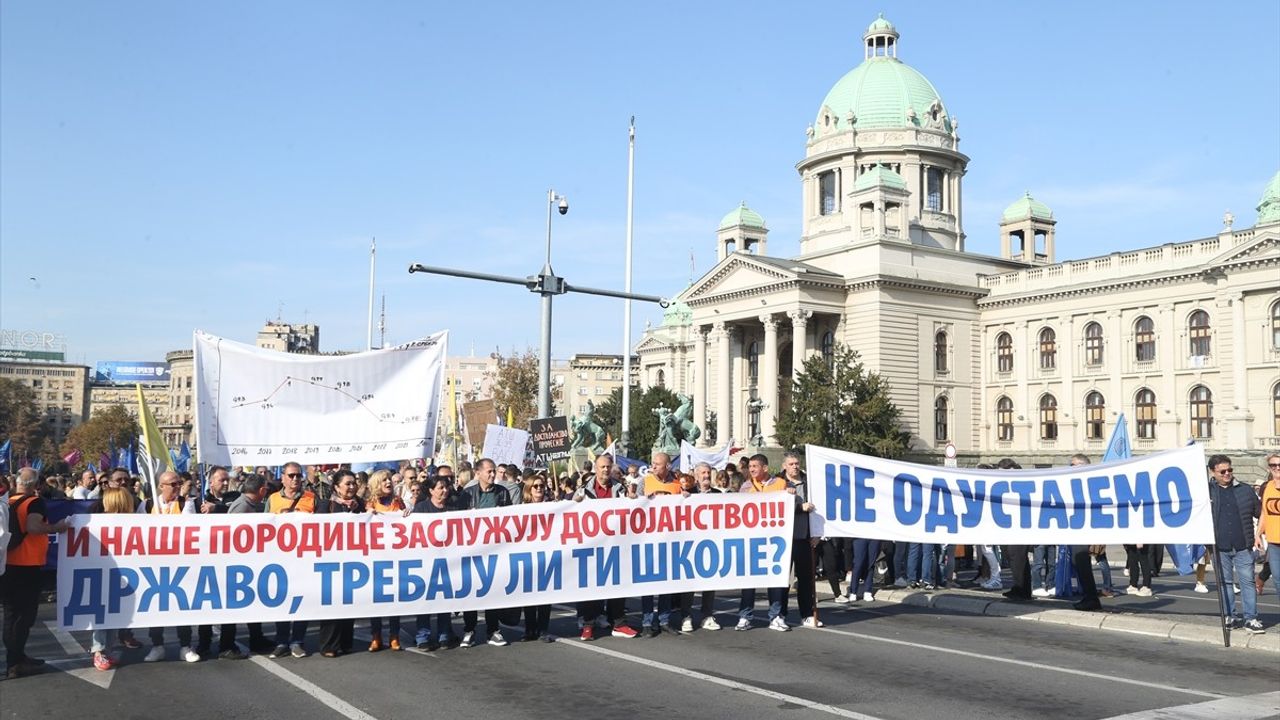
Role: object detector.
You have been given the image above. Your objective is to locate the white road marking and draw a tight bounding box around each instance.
[44,620,87,655]
[556,639,888,720]
[250,655,382,720]
[47,657,115,690]
[1099,691,1280,719]
[809,625,1222,699]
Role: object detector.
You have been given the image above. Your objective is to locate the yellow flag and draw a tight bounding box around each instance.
[136,383,173,501]
[506,406,514,428]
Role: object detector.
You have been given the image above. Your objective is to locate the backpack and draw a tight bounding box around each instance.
[7,496,37,551]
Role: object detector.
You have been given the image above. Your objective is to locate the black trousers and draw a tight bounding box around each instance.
[463,610,501,636]
[149,625,193,648]
[318,618,355,654]
[195,624,237,654]
[1004,545,1032,597]
[523,605,551,636]
[577,597,627,625]
[820,538,852,595]
[680,590,717,620]
[1123,545,1154,588]
[1,566,42,666]
[1072,546,1099,600]
[789,540,816,618]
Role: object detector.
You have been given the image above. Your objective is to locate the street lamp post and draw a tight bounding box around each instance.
[539,189,568,419]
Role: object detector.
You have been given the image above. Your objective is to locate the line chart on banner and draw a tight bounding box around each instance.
[194,330,448,465]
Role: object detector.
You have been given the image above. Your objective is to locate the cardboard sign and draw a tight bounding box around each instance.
[529,415,570,464]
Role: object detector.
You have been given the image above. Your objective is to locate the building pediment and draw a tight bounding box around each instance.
[684,254,843,305]
[634,334,671,353]
[1211,232,1279,267]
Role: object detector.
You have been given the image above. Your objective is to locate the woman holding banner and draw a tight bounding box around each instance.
[367,470,405,652]
[317,470,366,657]
[520,474,556,642]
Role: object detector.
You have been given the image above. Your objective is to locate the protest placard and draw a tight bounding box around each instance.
[482,424,530,467]
[529,416,570,465]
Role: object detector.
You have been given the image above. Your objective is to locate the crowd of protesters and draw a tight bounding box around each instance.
[2,450,1278,678]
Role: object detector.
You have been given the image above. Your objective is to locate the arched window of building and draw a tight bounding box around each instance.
[934,331,948,374]
[996,332,1013,373]
[1084,322,1104,366]
[1040,394,1059,440]
[1135,388,1157,440]
[655,369,665,388]
[1271,301,1280,349]
[1134,316,1155,362]
[1085,391,1105,440]
[1273,382,1280,436]
[934,396,948,442]
[821,331,835,369]
[1190,385,1213,439]
[819,171,837,215]
[997,396,1014,442]
[1038,327,1056,370]
[926,167,944,212]
[1188,309,1211,357]
[747,341,760,382]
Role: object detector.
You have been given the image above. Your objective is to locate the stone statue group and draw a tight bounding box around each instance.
[569,394,701,456]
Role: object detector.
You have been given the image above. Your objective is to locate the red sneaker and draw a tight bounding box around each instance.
[93,652,116,671]
[610,623,638,639]
[579,625,595,642]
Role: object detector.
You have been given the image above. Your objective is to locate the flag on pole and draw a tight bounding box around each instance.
[0,439,10,468]
[99,451,112,471]
[678,438,736,471]
[1102,414,1131,462]
[63,449,83,466]
[506,406,514,428]
[136,382,173,502]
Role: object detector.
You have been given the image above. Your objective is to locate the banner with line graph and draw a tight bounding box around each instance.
[193,330,447,466]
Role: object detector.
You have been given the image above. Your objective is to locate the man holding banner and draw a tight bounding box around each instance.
[266,462,315,659]
[1207,454,1264,635]
[737,454,796,632]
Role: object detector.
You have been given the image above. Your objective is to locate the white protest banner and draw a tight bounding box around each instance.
[194,331,446,466]
[57,494,794,630]
[679,438,735,471]
[806,444,1213,544]
[482,424,529,467]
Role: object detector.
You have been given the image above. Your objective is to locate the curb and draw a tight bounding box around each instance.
[841,587,1280,654]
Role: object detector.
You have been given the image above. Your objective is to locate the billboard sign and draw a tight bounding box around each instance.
[95,361,171,385]
[0,348,65,362]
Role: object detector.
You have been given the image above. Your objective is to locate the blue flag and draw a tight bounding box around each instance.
[1102,414,1131,462]
[0,439,10,467]
[176,442,192,473]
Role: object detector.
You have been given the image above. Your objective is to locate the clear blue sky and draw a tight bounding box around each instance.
[3,2,1278,367]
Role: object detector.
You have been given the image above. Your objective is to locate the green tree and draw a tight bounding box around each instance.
[595,385,680,458]
[0,378,49,463]
[486,348,561,429]
[60,405,139,471]
[774,344,910,458]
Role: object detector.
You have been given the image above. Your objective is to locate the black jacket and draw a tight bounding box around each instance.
[1208,480,1260,549]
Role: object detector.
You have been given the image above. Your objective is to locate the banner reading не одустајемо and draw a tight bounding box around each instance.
[807,444,1213,545]
[58,494,793,630]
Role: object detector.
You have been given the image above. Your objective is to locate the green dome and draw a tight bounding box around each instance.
[1002,192,1054,222]
[817,55,950,133]
[866,13,897,35]
[718,202,766,230]
[661,297,692,327]
[1256,171,1280,225]
[853,164,907,192]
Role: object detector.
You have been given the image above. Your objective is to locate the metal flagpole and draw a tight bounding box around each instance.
[366,238,377,351]
[621,117,636,458]
[1209,544,1231,647]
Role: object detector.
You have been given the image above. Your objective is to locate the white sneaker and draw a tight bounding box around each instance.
[681,618,694,633]
[180,646,201,663]
[1233,584,1240,595]
[1032,588,1049,597]
[1194,582,1209,594]
[801,617,824,628]
[459,631,475,648]
[1125,585,1139,595]
[143,645,165,663]
[893,578,909,588]
[768,616,791,632]
[702,617,721,631]
[1123,568,1130,577]
[487,631,508,647]
[862,592,874,602]
[1046,587,1056,597]
[734,618,751,631]
[833,594,851,604]
[290,643,307,658]
[1136,586,1154,597]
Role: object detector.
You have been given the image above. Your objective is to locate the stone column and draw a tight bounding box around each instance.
[713,321,730,447]
[788,309,812,377]
[760,314,779,444]
[1225,291,1250,447]
[694,326,708,447]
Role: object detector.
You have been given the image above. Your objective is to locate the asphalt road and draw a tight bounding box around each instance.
[2,593,1277,720]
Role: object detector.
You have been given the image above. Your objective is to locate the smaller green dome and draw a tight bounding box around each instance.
[719,202,766,230]
[866,13,897,36]
[1002,192,1054,222]
[1256,170,1280,225]
[661,297,692,327]
[853,164,908,192]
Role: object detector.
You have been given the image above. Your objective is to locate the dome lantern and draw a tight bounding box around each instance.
[864,13,899,60]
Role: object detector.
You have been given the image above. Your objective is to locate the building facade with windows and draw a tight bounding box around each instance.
[634,16,1280,471]
[0,360,91,447]
[560,353,638,418]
